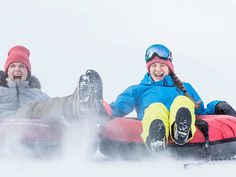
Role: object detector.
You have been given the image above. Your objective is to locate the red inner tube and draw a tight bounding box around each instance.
[100,115,236,144]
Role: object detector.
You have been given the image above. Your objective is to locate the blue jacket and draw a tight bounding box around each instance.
[110,73,221,120]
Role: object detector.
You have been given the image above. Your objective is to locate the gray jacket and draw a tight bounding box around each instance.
[0,78,50,117]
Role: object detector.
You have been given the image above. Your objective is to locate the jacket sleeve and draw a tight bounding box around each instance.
[205,100,223,114]
[110,85,137,117]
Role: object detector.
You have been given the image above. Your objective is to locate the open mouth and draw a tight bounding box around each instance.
[13,76,22,80]
[155,73,164,78]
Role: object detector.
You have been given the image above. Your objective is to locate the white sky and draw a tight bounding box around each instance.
[1,0,236,106]
[1,0,236,176]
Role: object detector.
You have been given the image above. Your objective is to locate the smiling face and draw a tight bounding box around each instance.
[149,62,169,81]
[7,62,29,82]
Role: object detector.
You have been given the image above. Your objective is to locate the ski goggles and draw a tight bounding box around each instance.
[145,44,173,63]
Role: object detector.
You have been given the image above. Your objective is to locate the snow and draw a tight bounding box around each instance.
[1,0,236,176]
[1,151,236,177]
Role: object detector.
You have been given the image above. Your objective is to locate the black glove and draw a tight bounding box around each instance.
[215,101,236,117]
[0,70,7,87]
[0,70,5,80]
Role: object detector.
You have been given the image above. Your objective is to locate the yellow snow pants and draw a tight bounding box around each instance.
[141,96,196,144]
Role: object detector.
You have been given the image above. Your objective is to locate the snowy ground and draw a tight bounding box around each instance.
[1,0,236,176]
[1,148,236,177]
[1,123,236,177]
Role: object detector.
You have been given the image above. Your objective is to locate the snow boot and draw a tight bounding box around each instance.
[77,70,102,115]
[85,69,103,113]
[146,119,166,153]
[173,107,192,145]
[77,69,106,118]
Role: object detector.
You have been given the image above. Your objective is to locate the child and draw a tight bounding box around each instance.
[103,44,236,152]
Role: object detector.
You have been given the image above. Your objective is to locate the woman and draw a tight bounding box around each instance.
[0,45,104,124]
[105,44,236,153]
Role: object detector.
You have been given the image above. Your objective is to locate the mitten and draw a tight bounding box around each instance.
[215,101,236,117]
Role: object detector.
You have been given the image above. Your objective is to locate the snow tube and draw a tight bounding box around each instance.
[99,115,236,160]
[0,118,64,156]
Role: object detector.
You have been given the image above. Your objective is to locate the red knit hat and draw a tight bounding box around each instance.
[4,45,31,73]
[146,55,174,72]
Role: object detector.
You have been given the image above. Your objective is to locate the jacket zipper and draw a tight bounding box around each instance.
[16,86,20,109]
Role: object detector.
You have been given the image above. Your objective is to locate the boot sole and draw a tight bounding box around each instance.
[174,107,192,145]
[146,119,166,152]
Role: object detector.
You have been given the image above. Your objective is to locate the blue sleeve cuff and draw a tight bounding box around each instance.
[206,100,224,114]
